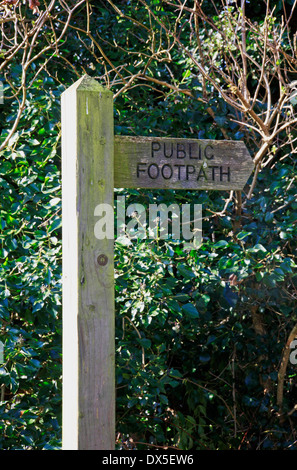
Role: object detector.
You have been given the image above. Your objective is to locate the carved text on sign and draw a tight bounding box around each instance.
[114,136,254,190]
[136,141,230,182]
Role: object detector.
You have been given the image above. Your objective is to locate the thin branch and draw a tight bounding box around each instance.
[277,324,297,422]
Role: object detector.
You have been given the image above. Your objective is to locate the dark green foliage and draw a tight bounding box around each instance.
[0,0,296,451]
[114,167,297,449]
[0,77,62,449]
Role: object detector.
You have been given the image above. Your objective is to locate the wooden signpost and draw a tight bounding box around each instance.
[114,136,253,191]
[61,75,254,450]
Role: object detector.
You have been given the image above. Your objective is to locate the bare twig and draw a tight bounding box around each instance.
[277,323,297,422]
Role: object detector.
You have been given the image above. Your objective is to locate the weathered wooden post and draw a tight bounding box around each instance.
[61,75,115,450]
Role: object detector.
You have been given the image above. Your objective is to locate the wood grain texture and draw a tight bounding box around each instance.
[114,136,254,190]
[62,75,115,450]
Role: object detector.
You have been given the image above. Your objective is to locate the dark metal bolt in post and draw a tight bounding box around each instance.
[97,254,108,266]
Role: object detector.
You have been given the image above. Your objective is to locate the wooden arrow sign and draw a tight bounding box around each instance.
[114,136,254,190]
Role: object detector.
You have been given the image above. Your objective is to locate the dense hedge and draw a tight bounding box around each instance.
[0,77,62,449]
[0,0,296,450]
[0,73,296,449]
[115,172,297,449]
